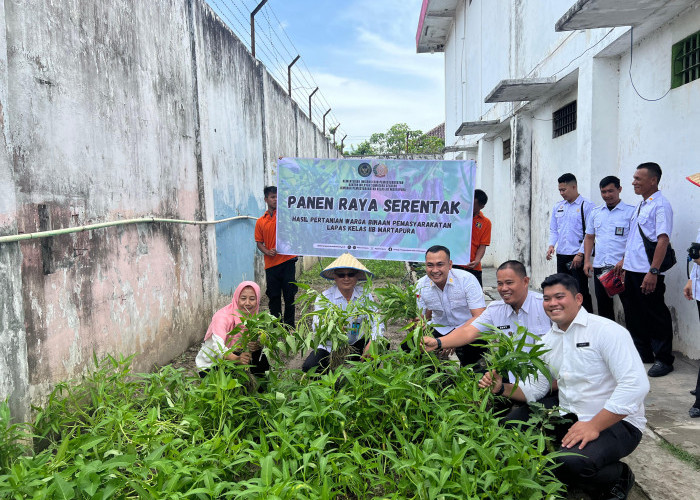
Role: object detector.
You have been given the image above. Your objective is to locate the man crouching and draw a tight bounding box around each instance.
[479,273,648,499]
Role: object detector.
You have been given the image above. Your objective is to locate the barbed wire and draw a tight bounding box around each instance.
[206,1,346,141]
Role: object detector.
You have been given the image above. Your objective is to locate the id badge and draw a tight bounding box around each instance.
[615,227,625,236]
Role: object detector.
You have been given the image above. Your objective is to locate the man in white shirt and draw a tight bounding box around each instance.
[683,172,700,417]
[547,173,594,312]
[620,162,675,377]
[583,176,635,321]
[414,245,486,366]
[480,273,648,500]
[422,260,551,362]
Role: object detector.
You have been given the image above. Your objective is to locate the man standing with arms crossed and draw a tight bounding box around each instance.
[254,186,298,328]
[620,163,675,377]
[547,173,594,313]
[583,176,635,321]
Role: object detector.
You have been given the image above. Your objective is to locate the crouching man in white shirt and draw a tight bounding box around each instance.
[480,273,648,500]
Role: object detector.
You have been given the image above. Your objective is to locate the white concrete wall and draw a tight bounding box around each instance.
[0,0,340,419]
[439,0,700,356]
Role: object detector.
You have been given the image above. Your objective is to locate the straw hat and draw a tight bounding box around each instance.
[320,253,373,281]
[687,172,700,188]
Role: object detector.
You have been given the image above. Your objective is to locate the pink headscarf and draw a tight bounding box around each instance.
[203,281,261,347]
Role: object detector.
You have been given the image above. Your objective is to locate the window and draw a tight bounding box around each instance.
[502,138,511,160]
[672,30,700,89]
[552,101,576,138]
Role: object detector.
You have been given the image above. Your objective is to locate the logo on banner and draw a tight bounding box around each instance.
[358,162,372,177]
[373,163,388,177]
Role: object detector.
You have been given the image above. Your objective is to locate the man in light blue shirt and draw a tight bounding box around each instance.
[546,173,594,312]
[583,176,635,321]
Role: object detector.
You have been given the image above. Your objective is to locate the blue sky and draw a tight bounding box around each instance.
[210,0,445,148]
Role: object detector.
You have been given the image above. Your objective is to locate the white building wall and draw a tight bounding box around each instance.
[437,0,700,357]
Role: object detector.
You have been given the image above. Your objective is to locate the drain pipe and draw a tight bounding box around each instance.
[0,215,258,244]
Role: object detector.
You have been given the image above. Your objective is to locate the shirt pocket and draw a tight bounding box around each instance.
[422,295,443,314]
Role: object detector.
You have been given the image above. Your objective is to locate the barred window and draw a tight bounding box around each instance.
[672,30,700,89]
[552,101,576,138]
[502,138,511,160]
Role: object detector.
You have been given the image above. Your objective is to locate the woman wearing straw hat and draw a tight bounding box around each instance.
[684,172,700,418]
[301,253,385,374]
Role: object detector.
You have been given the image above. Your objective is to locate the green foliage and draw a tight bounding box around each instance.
[476,324,552,392]
[0,304,566,498]
[347,122,444,156]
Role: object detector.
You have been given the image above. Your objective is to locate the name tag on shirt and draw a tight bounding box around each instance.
[576,342,590,348]
[615,227,625,236]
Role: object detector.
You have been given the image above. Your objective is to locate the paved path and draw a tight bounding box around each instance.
[480,267,700,499]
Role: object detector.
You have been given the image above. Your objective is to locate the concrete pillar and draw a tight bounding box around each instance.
[476,139,495,267]
[577,57,620,197]
[0,2,30,422]
[510,114,533,270]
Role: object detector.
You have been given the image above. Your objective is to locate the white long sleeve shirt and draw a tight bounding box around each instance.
[691,227,700,300]
[519,308,649,432]
[549,195,594,256]
[416,269,486,334]
[472,291,552,341]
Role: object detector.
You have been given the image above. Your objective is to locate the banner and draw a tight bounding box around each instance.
[277,158,476,263]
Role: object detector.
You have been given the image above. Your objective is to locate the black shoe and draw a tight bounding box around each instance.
[603,463,634,500]
[647,361,673,377]
[690,406,700,418]
[691,389,697,396]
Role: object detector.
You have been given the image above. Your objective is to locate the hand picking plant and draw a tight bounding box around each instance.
[374,282,429,353]
[475,323,552,391]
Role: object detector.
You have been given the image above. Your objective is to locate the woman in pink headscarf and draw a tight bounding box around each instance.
[195,281,270,377]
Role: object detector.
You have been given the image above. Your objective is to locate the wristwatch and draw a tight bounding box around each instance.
[649,267,660,275]
[495,382,505,396]
[435,337,442,351]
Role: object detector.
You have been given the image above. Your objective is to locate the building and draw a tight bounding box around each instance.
[417,0,700,357]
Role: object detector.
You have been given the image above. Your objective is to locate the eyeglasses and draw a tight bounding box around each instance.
[335,271,358,278]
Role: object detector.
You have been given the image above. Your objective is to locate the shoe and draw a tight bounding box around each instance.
[691,389,697,396]
[690,406,700,418]
[603,462,635,500]
[647,361,673,377]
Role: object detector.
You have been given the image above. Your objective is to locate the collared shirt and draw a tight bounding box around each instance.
[416,269,486,334]
[586,201,636,268]
[254,210,296,269]
[691,227,700,300]
[622,190,674,274]
[549,195,594,256]
[519,308,649,432]
[472,291,552,342]
[469,211,492,271]
[313,285,384,352]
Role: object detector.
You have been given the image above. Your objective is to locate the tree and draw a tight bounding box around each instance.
[347,123,444,155]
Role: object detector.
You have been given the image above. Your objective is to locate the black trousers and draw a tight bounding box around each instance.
[694,301,700,408]
[557,254,593,312]
[593,267,625,322]
[622,271,674,365]
[454,265,483,287]
[302,337,368,374]
[506,401,642,492]
[198,349,270,379]
[265,258,297,328]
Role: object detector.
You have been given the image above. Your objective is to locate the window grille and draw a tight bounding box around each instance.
[672,31,700,89]
[552,101,576,138]
[502,138,511,159]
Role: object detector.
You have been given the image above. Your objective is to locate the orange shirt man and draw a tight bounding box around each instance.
[454,189,491,286]
[254,186,297,327]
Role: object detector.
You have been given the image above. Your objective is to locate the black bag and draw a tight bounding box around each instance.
[637,225,677,272]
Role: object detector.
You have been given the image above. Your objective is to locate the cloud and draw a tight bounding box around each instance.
[311,71,444,147]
